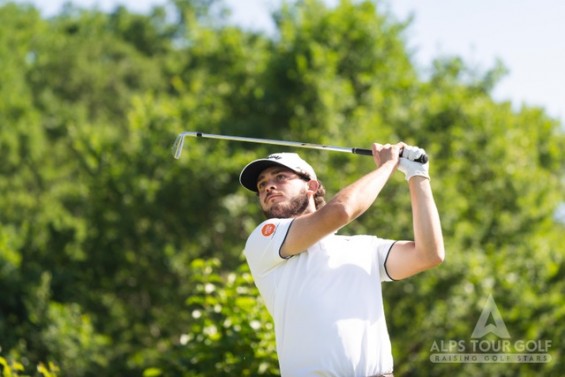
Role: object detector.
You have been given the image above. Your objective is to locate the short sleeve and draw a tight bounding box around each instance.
[244,218,294,278]
[375,238,397,282]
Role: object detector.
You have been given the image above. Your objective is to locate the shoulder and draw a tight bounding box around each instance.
[244,218,296,274]
[245,218,295,254]
[248,218,294,239]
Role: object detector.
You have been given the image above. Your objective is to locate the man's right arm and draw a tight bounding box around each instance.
[280,143,401,258]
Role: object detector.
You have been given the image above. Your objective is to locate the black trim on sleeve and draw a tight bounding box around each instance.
[384,241,398,281]
[278,219,295,260]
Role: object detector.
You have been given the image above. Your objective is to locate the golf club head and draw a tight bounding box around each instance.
[172,133,185,159]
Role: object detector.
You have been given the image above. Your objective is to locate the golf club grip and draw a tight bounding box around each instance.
[352,148,429,164]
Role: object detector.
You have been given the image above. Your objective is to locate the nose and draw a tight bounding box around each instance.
[259,176,281,196]
[265,179,276,192]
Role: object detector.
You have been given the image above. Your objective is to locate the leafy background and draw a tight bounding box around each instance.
[0,0,564,376]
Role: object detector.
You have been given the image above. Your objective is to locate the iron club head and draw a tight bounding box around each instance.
[172,133,186,159]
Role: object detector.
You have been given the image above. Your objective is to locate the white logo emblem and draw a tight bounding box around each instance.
[471,294,511,339]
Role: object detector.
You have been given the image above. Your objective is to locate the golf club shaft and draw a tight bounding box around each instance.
[172,131,428,163]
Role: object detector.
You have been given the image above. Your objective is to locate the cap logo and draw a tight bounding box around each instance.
[267,154,282,160]
[261,223,276,237]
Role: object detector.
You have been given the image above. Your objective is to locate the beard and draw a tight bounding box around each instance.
[263,189,310,219]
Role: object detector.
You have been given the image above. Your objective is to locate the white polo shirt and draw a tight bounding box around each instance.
[244,218,396,377]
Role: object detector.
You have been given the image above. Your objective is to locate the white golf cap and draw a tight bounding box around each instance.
[239,153,317,192]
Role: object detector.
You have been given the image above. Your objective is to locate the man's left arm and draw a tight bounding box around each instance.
[385,155,445,280]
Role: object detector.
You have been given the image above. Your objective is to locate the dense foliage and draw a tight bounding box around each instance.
[1,0,563,376]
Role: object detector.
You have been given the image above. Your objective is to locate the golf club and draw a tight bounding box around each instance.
[172,131,428,163]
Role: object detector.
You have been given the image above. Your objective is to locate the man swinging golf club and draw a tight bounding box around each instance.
[239,142,445,377]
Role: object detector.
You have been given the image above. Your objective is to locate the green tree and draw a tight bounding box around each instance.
[1,0,563,376]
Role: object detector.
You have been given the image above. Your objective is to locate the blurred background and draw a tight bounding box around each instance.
[0,0,564,376]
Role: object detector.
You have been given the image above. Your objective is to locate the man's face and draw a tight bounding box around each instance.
[256,166,310,218]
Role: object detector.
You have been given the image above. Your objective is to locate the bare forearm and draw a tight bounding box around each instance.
[282,161,398,256]
[324,161,397,224]
[409,177,445,263]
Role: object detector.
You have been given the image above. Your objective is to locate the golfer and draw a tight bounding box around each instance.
[239,142,445,377]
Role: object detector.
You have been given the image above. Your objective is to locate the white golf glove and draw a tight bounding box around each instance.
[398,145,430,181]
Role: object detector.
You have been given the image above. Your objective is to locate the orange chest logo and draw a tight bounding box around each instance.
[261,223,276,237]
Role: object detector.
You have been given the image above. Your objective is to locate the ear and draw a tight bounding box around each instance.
[307,179,320,194]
